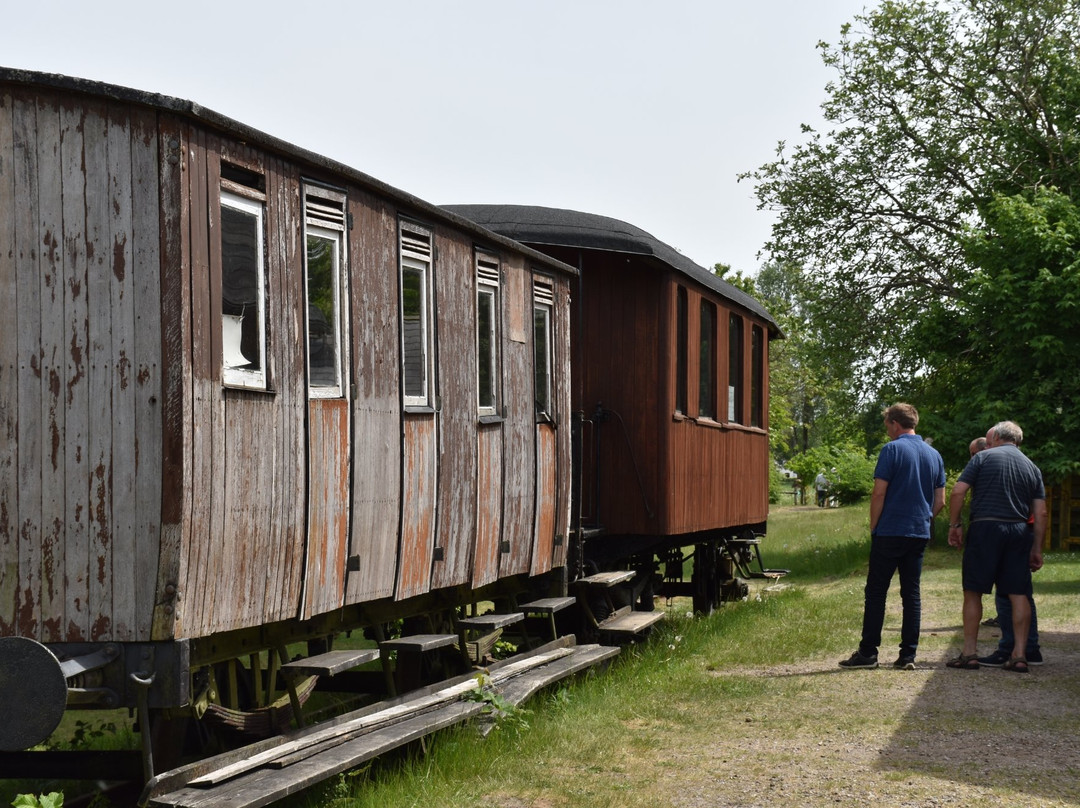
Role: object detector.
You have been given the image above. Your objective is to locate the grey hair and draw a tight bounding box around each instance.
[990,421,1023,445]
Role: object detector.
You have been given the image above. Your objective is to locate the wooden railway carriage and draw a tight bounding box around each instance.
[445,206,783,612]
[0,69,575,760]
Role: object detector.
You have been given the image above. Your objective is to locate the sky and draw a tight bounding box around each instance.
[1,0,872,276]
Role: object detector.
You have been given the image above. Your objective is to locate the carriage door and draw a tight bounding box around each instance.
[300,184,351,619]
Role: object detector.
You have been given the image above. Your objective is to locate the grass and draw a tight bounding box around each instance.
[289,504,1080,808]
[7,504,1080,806]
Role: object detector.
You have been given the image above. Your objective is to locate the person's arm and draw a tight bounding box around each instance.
[869,478,888,533]
[1030,497,1047,571]
[932,486,945,518]
[948,481,970,548]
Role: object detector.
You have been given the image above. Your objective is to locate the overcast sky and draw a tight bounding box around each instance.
[2,0,871,275]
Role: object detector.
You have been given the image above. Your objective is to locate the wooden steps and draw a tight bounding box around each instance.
[519,596,578,642]
[142,638,618,808]
[573,569,661,642]
[281,649,380,678]
[378,634,459,695]
[597,610,664,638]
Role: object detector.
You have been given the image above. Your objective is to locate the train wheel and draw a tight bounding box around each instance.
[692,542,722,615]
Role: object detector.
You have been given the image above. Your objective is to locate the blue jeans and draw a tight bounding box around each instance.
[859,535,927,659]
[995,591,1040,655]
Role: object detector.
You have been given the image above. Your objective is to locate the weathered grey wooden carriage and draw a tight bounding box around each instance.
[0,69,574,765]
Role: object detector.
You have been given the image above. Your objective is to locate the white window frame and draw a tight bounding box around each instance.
[400,222,434,409]
[303,185,348,399]
[220,190,268,390]
[476,253,500,416]
[533,280,554,419]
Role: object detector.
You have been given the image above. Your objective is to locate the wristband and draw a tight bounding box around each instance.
[950,522,963,528]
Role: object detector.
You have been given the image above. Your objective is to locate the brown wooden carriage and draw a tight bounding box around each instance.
[0,69,575,769]
[445,206,784,613]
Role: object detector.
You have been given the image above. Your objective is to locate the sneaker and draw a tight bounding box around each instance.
[1027,649,1044,665]
[893,656,916,670]
[977,650,1010,667]
[981,617,999,627]
[839,650,879,669]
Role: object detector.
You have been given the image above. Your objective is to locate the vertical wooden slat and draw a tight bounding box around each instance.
[58,99,90,641]
[153,116,186,641]
[14,93,42,639]
[0,90,20,634]
[530,424,556,577]
[83,101,113,641]
[500,259,534,577]
[107,105,137,641]
[129,110,162,639]
[36,93,65,641]
[396,416,436,599]
[472,426,502,588]
[302,400,350,618]
[184,127,214,636]
[553,277,572,567]
[281,161,308,624]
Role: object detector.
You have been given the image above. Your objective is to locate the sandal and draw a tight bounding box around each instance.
[946,653,980,670]
[1003,657,1029,673]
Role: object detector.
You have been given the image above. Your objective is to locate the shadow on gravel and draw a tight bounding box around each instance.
[875,627,1080,804]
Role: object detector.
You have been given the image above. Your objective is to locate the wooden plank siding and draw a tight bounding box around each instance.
[302,399,350,619]
[661,277,770,535]
[530,425,557,576]
[573,260,770,540]
[176,140,310,637]
[473,426,503,587]
[1,72,578,655]
[552,277,573,568]
[576,257,663,537]
[397,416,437,600]
[0,88,164,642]
[0,90,20,635]
[344,191,401,605]
[430,232,477,590]
[499,257,536,577]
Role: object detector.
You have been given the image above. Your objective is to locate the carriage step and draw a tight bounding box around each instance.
[597,610,664,638]
[280,648,380,677]
[378,633,459,653]
[456,612,524,631]
[519,596,577,615]
[574,570,635,587]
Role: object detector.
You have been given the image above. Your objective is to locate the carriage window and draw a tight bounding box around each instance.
[534,281,554,418]
[400,222,433,408]
[750,324,764,428]
[476,254,500,415]
[699,300,716,419]
[675,286,687,414]
[221,191,267,390]
[304,187,347,396]
[728,314,744,423]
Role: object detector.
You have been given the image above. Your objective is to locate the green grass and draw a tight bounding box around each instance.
[8,504,1080,807]
[288,504,1080,808]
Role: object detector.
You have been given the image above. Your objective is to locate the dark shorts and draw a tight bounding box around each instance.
[962,521,1033,596]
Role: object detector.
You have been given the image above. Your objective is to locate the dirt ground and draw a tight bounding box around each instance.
[668,587,1080,808]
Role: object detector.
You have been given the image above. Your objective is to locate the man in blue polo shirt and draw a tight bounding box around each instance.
[840,403,946,670]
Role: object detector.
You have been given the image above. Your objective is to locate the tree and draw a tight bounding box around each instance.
[745,0,1080,477]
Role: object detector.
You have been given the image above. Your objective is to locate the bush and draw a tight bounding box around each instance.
[786,445,876,505]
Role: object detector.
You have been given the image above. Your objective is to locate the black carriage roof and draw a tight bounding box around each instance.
[0,66,577,279]
[443,204,778,332]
